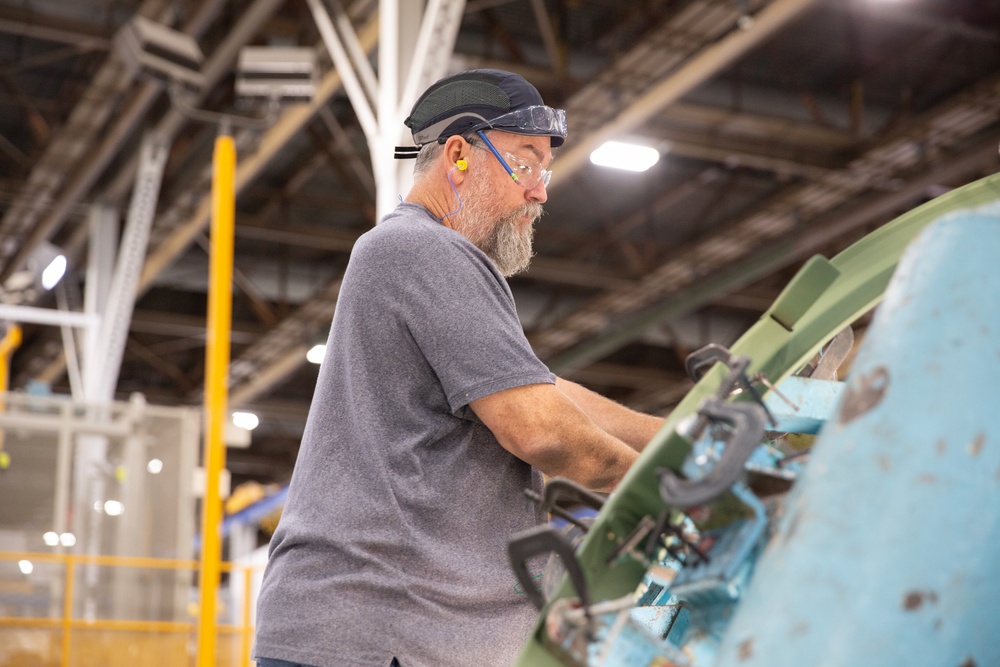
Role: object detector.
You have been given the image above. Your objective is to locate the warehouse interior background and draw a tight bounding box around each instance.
[2,0,998,490]
[0,0,998,661]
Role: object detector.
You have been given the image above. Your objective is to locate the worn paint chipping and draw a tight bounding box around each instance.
[838,366,890,426]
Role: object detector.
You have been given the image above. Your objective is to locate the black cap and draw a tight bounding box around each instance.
[403,69,566,148]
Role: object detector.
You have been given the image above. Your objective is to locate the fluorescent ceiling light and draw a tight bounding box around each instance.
[104,500,125,516]
[232,411,260,431]
[589,141,660,172]
[307,344,326,365]
[41,254,67,290]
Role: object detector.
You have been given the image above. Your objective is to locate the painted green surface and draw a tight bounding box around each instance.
[515,171,1000,666]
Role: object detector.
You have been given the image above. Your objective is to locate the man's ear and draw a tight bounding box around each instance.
[443,135,468,183]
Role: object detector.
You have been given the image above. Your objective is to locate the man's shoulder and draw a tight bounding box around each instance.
[357,205,447,252]
[355,204,484,270]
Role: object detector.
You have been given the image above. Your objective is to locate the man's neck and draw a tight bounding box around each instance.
[405,182,458,229]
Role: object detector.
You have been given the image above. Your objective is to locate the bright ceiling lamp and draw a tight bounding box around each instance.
[589,140,660,172]
[41,253,67,290]
[232,411,260,431]
[307,344,326,365]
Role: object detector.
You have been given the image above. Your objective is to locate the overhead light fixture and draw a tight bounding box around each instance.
[236,46,318,100]
[18,560,33,575]
[114,15,205,89]
[3,241,68,302]
[59,532,76,547]
[104,500,125,516]
[589,140,660,172]
[307,344,326,365]
[232,411,260,431]
[41,253,66,290]
[43,531,59,546]
[147,458,164,474]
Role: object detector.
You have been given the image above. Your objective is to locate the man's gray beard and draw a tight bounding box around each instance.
[454,174,542,277]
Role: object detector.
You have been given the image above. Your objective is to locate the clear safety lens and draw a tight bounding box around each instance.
[505,152,552,189]
[469,105,568,139]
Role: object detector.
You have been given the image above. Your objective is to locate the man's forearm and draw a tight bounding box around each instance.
[470,382,640,491]
[527,412,640,492]
[555,377,665,452]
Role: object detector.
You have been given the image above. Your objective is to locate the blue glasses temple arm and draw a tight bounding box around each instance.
[475,130,520,184]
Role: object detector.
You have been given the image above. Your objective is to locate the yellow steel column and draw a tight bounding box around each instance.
[0,323,22,389]
[60,555,74,667]
[0,324,21,470]
[239,567,253,666]
[197,127,236,667]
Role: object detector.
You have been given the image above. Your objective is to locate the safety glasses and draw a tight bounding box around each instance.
[471,131,552,190]
[466,105,568,141]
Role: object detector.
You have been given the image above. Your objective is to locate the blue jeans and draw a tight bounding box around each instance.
[256,658,401,667]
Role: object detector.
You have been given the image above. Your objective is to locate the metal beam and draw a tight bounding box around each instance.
[531,67,1000,362]
[230,345,312,406]
[542,136,1000,373]
[138,16,380,294]
[215,278,345,404]
[307,0,378,140]
[89,134,170,402]
[0,0,225,283]
[0,304,98,329]
[102,0,284,205]
[529,0,562,75]
[551,0,820,185]
[0,7,111,50]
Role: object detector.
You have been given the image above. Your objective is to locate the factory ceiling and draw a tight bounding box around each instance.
[0,0,997,486]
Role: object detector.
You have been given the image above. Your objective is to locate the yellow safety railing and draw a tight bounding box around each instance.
[0,551,260,667]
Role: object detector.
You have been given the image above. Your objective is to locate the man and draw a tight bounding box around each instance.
[254,69,663,667]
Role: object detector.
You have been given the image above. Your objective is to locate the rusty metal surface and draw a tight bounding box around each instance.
[713,206,1000,666]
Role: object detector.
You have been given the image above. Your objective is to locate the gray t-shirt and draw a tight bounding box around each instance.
[255,203,552,667]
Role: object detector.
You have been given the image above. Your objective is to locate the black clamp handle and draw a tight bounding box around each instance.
[685,343,736,382]
[658,398,768,508]
[524,477,605,533]
[685,343,776,429]
[508,525,592,617]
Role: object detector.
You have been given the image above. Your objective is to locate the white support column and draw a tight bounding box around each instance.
[83,204,117,394]
[75,135,167,620]
[307,0,379,141]
[398,0,468,120]
[55,284,83,400]
[308,0,466,222]
[90,133,170,402]
[391,0,467,210]
[328,0,378,104]
[372,0,406,220]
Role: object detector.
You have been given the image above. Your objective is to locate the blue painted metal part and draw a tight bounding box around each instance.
[763,376,844,434]
[713,206,1000,667]
[669,485,767,663]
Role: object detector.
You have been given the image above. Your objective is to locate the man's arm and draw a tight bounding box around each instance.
[470,383,639,492]
[554,377,665,453]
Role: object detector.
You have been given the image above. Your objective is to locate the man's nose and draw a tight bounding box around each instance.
[525,179,547,204]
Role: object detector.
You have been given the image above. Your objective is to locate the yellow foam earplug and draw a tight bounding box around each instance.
[456,159,468,171]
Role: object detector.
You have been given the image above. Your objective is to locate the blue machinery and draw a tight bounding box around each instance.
[510,172,1000,666]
